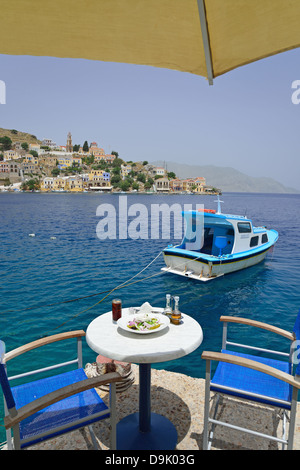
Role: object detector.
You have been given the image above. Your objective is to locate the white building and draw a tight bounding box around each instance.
[154,167,166,176]
[121,164,132,179]
[42,138,57,149]
[147,166,167,178]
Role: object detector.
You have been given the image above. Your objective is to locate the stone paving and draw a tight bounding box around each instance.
[3,364,298,451]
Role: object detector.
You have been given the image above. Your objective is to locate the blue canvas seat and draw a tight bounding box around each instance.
[0,331,122,450]
[202,313,300,450]
[211,349,292,408]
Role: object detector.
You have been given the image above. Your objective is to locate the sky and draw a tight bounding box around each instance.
[0,47,300,190]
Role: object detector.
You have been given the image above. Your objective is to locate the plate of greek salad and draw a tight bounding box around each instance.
[117,313,170,334]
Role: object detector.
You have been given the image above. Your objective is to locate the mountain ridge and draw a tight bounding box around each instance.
[152,161,299,194]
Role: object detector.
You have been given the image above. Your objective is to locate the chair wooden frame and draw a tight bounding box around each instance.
[202,316,300,450]
[1,330,122,450]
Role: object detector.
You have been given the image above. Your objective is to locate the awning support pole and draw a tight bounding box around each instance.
[197,0,214,85]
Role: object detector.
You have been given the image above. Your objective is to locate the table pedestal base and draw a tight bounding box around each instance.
[117,412,178,450]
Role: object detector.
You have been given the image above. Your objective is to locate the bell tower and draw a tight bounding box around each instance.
[66,132,72,152]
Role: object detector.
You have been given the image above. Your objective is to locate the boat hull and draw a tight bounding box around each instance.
[162,244,273,282]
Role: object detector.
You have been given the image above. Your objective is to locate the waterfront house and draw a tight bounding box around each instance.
[66,175,83,192]
[169,177,206,193]
[81,173,90,189]
[154,176,170,192]
[40,177,54,192]
[181,178,200,192]
[53,176,68,191]
[89,169,110,181]
[88,169,110,188]
[40,175,83,192]
[169,178,184,192]
[192,177,206,193]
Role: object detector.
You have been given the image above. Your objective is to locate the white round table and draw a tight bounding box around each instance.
[86,307,203,450]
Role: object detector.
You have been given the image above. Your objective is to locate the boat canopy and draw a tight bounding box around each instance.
[179,210,275,257]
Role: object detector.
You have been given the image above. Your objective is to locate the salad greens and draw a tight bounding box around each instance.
[127,314,161,331]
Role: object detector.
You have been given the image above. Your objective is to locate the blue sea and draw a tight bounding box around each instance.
[0,191,299,438]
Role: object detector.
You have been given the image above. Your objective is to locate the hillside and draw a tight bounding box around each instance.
[1,127,297,193]
[0,128,41,145]
[153,161,299,194]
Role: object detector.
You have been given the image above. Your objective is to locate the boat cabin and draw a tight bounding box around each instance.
[179,210,269,257]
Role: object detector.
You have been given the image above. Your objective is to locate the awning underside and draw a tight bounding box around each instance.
[1,0,300,83]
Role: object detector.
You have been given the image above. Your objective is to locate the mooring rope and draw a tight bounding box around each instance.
[42,248,209,335]
[4,247,208,337]
[1,251,165,316]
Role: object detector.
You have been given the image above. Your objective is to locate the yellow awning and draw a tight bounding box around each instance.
[1,0,300,84]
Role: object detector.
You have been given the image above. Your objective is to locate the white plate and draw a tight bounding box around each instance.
[117,313,170,335]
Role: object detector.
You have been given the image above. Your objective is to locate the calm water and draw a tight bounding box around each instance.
[0,191,299,436]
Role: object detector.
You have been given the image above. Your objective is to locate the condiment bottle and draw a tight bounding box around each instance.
[163,294,172,317]
[171,296,182,325]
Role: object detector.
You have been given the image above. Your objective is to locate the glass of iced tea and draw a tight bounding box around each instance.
[112,299,122,322]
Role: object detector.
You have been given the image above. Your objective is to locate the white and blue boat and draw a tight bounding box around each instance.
[162,198,278,282]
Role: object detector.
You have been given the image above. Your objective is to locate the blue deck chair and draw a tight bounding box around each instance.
[0,331,122,450]
[202,313,300,450]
